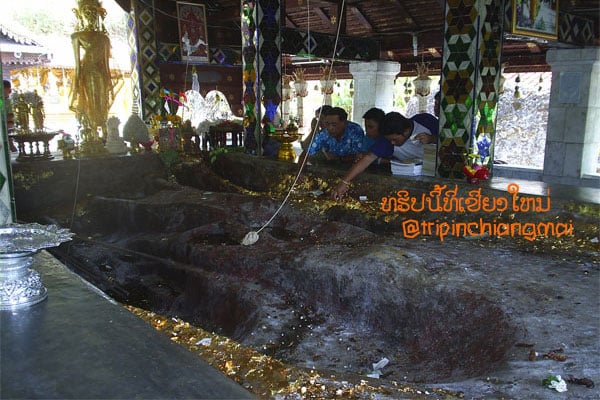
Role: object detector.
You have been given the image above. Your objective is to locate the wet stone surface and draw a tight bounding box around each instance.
[20,153,599,399]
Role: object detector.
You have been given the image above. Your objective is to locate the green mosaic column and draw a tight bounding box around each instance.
[242,0,259,154]
[438,0,504,178]
[257,0,282,125]
[1,64,16,224]
[242,0,282,155]
[132,0,161,120]
[473,0,504,174]
[127,5,142,116]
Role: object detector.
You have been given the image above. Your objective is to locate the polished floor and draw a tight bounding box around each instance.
[484,176,600,204]
[0,251,255,400]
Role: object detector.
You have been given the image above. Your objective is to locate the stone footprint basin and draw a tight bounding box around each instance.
[53,186,517,382]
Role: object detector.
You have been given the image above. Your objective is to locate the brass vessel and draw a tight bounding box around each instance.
[270,128,302,162]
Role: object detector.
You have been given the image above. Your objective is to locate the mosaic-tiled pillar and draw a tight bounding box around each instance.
[0,64,16,224]
[127,4,142,117]
[258,0,281,125]
[132,0,161,121]
[242,0,281,155]
[242,0,259,153]
[473,1,504,174]
[438,0,503,178]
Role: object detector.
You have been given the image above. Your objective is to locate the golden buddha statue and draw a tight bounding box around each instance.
[31,90,45,131]
[70,0,114,142]
[14,93,30,133]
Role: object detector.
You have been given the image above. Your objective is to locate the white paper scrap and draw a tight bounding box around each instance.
[372,357,389,371]
[196,337,212,346]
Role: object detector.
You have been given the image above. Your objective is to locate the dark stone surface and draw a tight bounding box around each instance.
[11,152,600,398]
[51,187,517,382]
[0,251,255,400]
[12,153,166,222]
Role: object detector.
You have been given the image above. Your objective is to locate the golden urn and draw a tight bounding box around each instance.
[270,125,302,162]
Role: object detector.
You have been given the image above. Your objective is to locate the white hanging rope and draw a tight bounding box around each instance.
[241,0,346,246]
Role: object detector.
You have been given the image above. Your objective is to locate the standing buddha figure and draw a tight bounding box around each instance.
[70,0,114,141]
[14,93,31,133]
[31,90,45,131]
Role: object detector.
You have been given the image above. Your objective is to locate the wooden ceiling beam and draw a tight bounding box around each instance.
[313,7,333,32]
[388,0,420,30]
[526,42,542,53]
[350,6,373,32]
[285,15,298,28]
[208,7,240,22]
[285,0,344,12]
[501,53,550,72]
[379,30,443,59]
[330,1,347,35]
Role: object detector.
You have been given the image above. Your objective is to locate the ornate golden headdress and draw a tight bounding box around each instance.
[73,0,107,32]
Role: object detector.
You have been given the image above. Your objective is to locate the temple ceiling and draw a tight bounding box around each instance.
[114,0,598,75]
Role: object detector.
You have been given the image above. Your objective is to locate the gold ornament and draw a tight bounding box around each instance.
[70,0,115,150]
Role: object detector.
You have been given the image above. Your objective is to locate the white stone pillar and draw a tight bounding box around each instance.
[544,48,600,186]
[349,60,400,124]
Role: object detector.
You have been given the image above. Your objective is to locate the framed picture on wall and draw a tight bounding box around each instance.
[511,0,559,40]
[177,1,209,62]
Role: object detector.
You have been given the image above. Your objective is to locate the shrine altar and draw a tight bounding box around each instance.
[9,131,60,162]
[206,122,244,149]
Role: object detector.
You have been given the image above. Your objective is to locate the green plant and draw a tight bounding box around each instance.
[159,148,180,171]
[209,147,228,164]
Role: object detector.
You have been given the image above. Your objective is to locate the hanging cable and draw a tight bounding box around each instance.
[241,0,346,246]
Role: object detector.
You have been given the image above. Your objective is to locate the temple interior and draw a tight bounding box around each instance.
[1,1,599,399]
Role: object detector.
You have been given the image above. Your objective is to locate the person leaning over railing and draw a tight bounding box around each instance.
[298,106,366,165]
[301,105,332,151]
[331,111,438,201]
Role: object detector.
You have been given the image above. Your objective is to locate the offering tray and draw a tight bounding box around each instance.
[0,223,73,309]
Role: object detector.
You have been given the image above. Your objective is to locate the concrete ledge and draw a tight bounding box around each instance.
[493,164,544,181]
[493,164,600,188]
[543,173,600,188]
[0,251,255,399]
